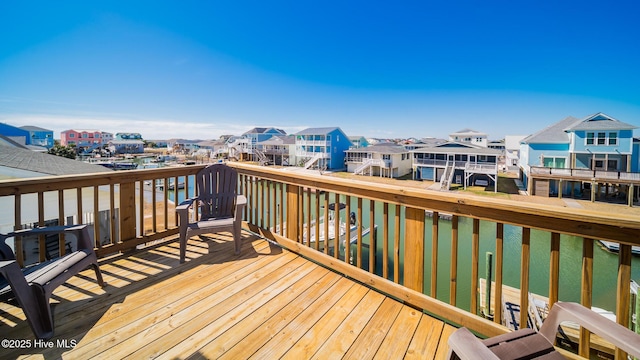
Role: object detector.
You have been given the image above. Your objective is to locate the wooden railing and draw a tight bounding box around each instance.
[229,162,640,359]
[531,166,640,183]
[0,166,205,261]
[1,162,639,358]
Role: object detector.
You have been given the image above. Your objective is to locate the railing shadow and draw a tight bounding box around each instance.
[0,228,280,359]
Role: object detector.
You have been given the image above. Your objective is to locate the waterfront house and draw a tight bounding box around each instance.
[61,129,105,152]
[108,133,145,155]
[505,135,528,168]
[449,128,488,148]
[345,142,411,178]
[20,125,55,149]
[243,127,287,161]
[412,141,501,191]
[348,135,370,149]
[225,135,251,161]
[519,112,640,204]
[294,127,353,170]
[0,123,53,150]
[167,138,201,154]
[194,139,227,158]
[255,135,297,166]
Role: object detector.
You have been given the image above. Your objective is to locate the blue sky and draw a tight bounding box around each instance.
[1,1,639,140]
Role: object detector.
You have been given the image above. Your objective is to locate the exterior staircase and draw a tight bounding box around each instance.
[304,153,324,169]
[440,161,456,191]
[254,149,271,166]
[354,158,386,175]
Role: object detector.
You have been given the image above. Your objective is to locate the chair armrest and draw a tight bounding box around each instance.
[11,225,95,252]
[176,197,197,213]
[234,195,247,218]
[0,260,32,299]
[447,327,500,360]
[539,301,640,358]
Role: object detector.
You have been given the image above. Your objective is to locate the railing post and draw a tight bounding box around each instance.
[286,184,299,241]
[404,206,424,292]
[120,182,137,243]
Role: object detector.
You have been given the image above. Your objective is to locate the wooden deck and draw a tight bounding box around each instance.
[0,230,456,359]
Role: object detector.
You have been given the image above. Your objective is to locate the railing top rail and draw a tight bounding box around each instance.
[0,165,206,195]
[228,162,640,244]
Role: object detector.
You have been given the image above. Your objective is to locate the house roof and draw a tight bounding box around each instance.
[243,127,286,135]
[346,143,407,154]
[258,135,296,146]
[522,113,637,144]
[294,127,341,136]
[564,112,637,131]
[450,128,487,136]
[0,145,113,176]
[521,116,581,144]
[19,125,52,132]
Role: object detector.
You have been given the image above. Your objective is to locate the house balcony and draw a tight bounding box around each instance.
[1,163,639,358]
[530,166,640,183]
[297,150,329,159]
[296,139,329,147]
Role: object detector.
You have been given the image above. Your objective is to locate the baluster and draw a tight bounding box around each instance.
[394,204,400,284]
[58,189,66,255]
[14,194,24,266]
[369,199,375,274]
[520,227,531,329]
[471,218,480,315]
[494,223,504,324]
[357,197,363,267]
[450,215,459,306]
[333,192,340,259]
[279,183,284,236]
[93,186,100,248]
[383,202,389,279]
[314,190,320,251]
[431,211,439,297]
[110,184,116,245]
[286,183,299,241]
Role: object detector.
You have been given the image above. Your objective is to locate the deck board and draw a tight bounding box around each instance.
[0,231,455,359]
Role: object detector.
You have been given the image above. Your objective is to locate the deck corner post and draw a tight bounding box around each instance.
[404,206,425,293]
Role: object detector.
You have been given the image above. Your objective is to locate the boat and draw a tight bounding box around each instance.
[301,203,377,252]
[598,240,640,256]
[85,158,138,170]
[154,180,185,191]
[97,161,138,170]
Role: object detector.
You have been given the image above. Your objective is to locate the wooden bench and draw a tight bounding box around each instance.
[0,225,104,339]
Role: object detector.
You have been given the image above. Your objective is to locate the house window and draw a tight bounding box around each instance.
[593,159,605,170]
[82,133,88,138]
[586,131,618,146]
[543,157,566,168]
[69,133,75,138]
[607,159,618,170]
[383,154,391,160]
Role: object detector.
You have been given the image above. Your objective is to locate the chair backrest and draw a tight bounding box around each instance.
[196,164,238,219]
[0,234,16,260]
